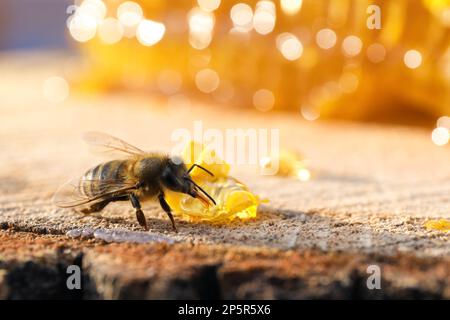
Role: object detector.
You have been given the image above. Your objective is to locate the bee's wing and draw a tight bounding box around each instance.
[53,176,138,209]
[83,131,145,158]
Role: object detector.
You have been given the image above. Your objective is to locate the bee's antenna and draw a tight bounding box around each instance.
[187,178,216,205]
[187,164,214,177]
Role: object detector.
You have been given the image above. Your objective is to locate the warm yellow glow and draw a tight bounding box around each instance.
[296,168,311,181]
[301,104,320,121]
[213,81,235,102]
[342,35,363,57]
[366,43,386,63]
[437,116,450,130]
[167,94,192,116]
[441,8,450,27]
[195,68,220,93]
[423,0,450,27]
[69,13,97,42]
[98,18,124,44]
[157,70,182,95]
[316,28,337,49]
[440,49,450,80]
[117,1,143,28]
[280,0,303,15]
[230,3,253,29]
[42,76,70,103]
[277,33,303,61]
[253,89,275,111]
[404,49,423,69]
[136,19,166,46]
[253,1,276,35]
[197,0,221,12]
[431,127,450,146]
[339,72,359,93]
[299,47,319,68]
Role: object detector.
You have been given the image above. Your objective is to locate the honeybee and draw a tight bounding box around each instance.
[53,132,215,232]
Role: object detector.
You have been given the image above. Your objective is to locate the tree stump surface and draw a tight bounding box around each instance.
[0,53,449,299]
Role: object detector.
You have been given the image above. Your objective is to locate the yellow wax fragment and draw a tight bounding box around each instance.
[424,219,450,232]
[165,141,261,223]
[164,190,184,213]
[260,149,310,179]
[182,141,230,181]
[225,190,258,215]
[165,176,260,223]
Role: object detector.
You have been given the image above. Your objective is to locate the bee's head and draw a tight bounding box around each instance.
[161,157,216,206]
[161,156,190,192]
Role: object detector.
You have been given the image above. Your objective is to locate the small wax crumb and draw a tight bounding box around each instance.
[260,149,311,180]
[424,219,450,232]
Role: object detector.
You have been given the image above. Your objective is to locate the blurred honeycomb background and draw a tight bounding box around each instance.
[1,0,449,142]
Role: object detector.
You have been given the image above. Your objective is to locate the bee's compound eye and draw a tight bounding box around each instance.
[162,168,179,189]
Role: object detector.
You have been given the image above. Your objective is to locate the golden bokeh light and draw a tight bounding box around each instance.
[188,7,215,49]
[98,18,124,44]
[342,35,363,57]
[431,127,450,146]
[188,7,215,33]
[366,43,386,63]
[42,76,70,103]
[230,3,253,30]
[65,0,449,125]
[253,1,276,35]
[69,13,97,42]
[197,0,221,12]
[253,89,275,111]
[300,104,320,121]
[77,0,106,24]
[277,33,303,61]
[189,32,213,50]
[296,168,311,181]
[404,49,423,69]
[157,70,183,95]
[437,116,450,130]
[280,0,303,16]
[195,68,220,93]
[117,1,144,28]
[136,19,166,46]
[316,28,337,49]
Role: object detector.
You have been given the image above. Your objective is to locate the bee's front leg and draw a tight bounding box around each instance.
[129,193,148,231]
[158,193,178,232]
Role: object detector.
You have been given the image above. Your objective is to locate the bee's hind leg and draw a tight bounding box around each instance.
[80,200,110,214]
[80,195,128,214]
[158,192,178,233]
[129,194,148,231]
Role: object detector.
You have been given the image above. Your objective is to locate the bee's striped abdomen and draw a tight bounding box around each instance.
[80,160,127,197]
